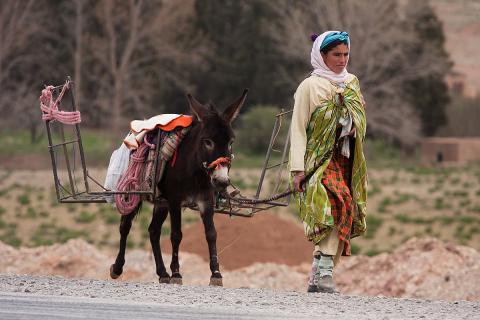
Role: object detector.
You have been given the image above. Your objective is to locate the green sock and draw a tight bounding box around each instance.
[318,254,334,278]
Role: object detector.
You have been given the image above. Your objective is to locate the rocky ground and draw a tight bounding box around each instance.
[1,274,479,320]
[1,235,479,302]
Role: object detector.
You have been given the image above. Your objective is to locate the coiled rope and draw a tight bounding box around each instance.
[115,138,155,215]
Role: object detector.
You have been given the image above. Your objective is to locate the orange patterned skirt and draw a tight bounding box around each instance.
[321,142,354,255]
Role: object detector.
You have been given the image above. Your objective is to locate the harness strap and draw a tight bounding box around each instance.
[207,157,231,170]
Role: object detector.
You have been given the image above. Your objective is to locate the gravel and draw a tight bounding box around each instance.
[0,274,479,319]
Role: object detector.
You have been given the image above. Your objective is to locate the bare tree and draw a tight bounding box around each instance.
[269,0,448,146]
[0,0,50,142]
[0,1,36,88]
[88,0,195,138]
[73,0,84,108]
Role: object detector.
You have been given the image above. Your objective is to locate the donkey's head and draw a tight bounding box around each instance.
[186,90,248,190]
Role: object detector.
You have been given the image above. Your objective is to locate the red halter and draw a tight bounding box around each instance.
[206,157,231,170]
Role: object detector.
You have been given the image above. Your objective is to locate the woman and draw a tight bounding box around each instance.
[289,31,367,293]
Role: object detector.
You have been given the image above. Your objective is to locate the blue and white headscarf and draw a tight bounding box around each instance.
[311,30,351,84]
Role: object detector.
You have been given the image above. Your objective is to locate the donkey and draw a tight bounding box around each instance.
[109,90,248,286]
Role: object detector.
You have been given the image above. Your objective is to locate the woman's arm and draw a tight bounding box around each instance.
[290,80,312,193]
[290,80,311,173]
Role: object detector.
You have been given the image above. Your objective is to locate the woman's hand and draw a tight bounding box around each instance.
[293,171,306,192]
[348,127,356,136]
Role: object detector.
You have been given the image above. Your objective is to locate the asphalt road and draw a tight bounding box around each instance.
[0,293,298,320]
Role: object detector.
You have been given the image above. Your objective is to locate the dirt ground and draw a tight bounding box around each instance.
[161,213,313,270]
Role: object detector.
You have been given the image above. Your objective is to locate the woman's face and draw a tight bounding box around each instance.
[321,43,349,74]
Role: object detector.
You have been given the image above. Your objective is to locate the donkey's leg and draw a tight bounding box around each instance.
[110,205,139,279]
[149,204,170,283]
[169,203,183,284]
[201,205,222,286]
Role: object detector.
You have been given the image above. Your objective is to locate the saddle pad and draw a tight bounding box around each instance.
[124,114,192,150]
[130,114,192,133]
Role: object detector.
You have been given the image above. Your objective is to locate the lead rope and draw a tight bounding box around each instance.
[220,150,332,205]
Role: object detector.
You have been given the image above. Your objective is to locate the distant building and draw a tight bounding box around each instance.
[421,137,480,166]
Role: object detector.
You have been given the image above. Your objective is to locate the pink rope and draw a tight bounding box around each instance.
[39,80,81,124]
[114,143,153,215]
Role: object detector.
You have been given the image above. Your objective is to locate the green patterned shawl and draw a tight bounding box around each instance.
[293,76,367,244]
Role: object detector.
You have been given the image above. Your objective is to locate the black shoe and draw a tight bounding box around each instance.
[307,284,318,293]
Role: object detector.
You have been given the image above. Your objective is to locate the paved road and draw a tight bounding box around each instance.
[0,293,299,320]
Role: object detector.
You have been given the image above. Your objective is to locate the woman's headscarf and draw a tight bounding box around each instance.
[311,30,351,85]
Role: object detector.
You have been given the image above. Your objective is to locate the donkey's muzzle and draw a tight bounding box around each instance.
[211,165,230,189]
[212,176,230,189]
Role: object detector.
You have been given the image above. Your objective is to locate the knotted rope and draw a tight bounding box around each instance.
[115,138,155,215]
[39,80,81,124]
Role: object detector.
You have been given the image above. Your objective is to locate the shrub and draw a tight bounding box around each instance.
[438,216,454,225]
[55,227,86,243]
[236,105,287,155]
[17,194,30,206]
[0,234,22,247]
[451,190,468,197]
[365,215,383,239]
[183,213,200,225]
[388,226,397,235]
[161,225,171,236]
[26,207,37,219]
[75,211,96,223]
[411,177,421,184]
[126,238,135,249]
[365,248,382,256]
[231,178,247,190]
[458,215,477,224]
[39,211,49,218]
[368,184,381,198]
[350,243,361,254]
[434,197,450,210]
[99,206,119,225]
[394,214,433,224]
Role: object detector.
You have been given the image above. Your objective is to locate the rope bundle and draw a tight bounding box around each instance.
[39,80,81,124]
[114,142,153,215]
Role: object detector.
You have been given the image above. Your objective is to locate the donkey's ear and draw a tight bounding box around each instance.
[186,93,207,122]
[223,89,248,123]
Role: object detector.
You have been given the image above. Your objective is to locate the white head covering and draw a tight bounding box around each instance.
[311,30,351,85]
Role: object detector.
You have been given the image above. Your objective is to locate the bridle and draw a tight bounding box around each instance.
[203,156,231,172]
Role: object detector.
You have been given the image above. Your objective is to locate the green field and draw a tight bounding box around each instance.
[0,130,479,256]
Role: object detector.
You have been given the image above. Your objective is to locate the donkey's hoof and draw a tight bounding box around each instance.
[159,276,171,284]
[209,277,223,287]
[170,274,183,285]
[110,264,122,279]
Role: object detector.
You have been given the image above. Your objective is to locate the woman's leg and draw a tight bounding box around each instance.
[308,228,342,293]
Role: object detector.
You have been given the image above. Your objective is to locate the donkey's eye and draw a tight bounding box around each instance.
[203,139,215,150]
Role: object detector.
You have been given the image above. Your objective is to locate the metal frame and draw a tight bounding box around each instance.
[44,77,292,217]
[216,109,293,217]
